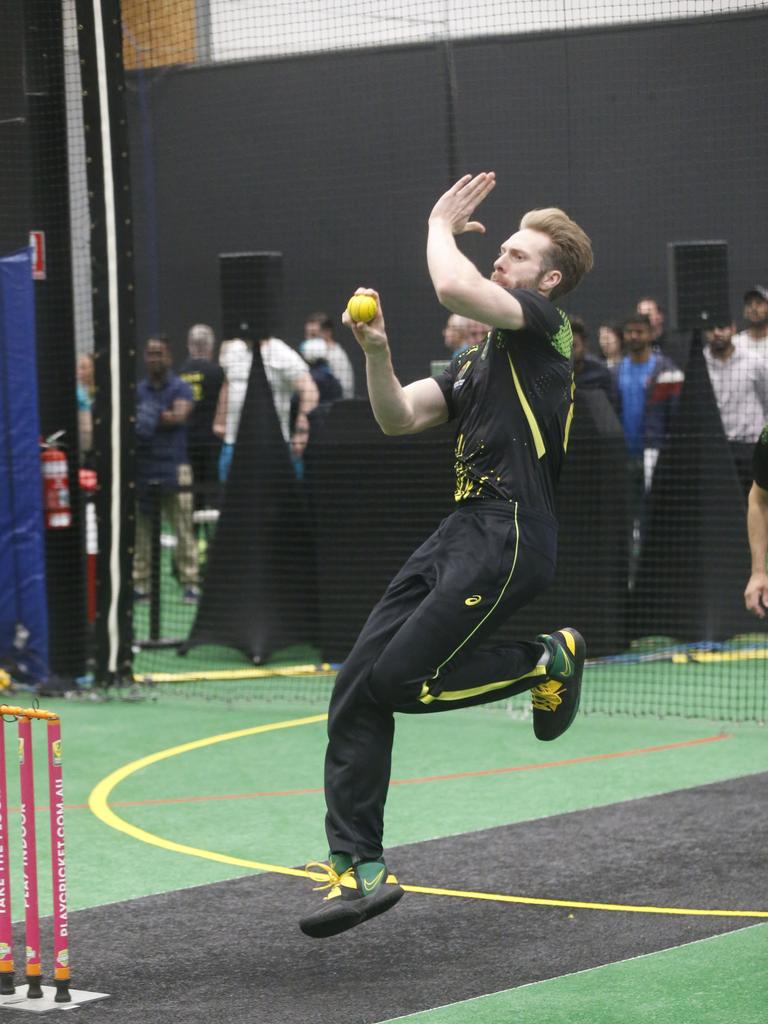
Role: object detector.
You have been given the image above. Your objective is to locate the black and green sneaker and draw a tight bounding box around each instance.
[530,627,585,741]
[299,854,404,939]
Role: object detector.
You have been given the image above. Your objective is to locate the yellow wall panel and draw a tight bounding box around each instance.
[122,0,197,70]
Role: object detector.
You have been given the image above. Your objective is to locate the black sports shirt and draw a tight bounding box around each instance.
[753,424,768,490]
[436,289,574,519]
[180,358,225,442]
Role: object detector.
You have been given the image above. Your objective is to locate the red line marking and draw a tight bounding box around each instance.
[388,733,732,785]
[113,731,733,808]
[9,732,731,812]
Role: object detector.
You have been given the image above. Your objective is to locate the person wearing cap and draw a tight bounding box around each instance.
[636,296,667,352]
[744,423,768,618]
[733,286,768,358]
[703,317,768,498]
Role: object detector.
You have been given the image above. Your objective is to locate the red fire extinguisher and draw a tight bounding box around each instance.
[40,431,72,529]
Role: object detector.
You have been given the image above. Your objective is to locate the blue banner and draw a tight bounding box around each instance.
[0,248,49,675]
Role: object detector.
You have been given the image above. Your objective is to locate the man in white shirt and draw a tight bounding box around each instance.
[732,286,768,359]
[704,319,768,496]
[303,311,355,398]
[260,336,319,446]
[214,332,318,480]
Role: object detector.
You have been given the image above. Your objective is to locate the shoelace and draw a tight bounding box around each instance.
[530,680,564,712]
[305,861,357,901]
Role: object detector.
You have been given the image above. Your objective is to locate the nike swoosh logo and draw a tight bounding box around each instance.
[361,869,385,894]
[560,652,573,676]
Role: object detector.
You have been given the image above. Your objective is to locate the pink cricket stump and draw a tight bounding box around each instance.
[47,719,70,1002]
[18,716,42,998]
[0,721,14,994]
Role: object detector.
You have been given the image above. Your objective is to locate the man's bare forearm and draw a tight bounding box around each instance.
[364,348,415,435]
[427,221,486,308]
[295,373,319,418]
[426,218,525,328]
[748,485,768,572]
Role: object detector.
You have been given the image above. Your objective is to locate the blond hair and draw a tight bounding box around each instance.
[519,208,593,299]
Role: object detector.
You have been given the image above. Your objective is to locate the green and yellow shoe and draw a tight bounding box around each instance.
[530,627,585,741]
[299,853,404,939]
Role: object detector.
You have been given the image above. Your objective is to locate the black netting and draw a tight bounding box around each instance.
[1,1,767,719]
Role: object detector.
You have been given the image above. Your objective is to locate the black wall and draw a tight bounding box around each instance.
[0,5,28,255]
[126,12,768,384]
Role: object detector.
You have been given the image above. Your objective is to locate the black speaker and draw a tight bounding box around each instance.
[219,251,283,342]
[667,241,730,330]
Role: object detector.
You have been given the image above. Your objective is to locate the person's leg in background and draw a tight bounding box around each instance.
[729,440,755,502]
[132,499,152,600]
[169,464,199,600]
[627,453,645,585]
[218,441,234,483]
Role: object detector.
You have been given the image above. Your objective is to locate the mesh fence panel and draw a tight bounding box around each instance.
[117,0,768,720]
[2,1,768,719]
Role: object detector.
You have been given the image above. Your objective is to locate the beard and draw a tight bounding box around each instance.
[521,268,548,291]
[493,267,548,293]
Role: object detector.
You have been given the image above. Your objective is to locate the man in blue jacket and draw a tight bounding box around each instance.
[613,312,683,569]
[134,336,200,603]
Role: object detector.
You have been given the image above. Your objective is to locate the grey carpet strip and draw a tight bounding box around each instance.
[28,771,767,1024]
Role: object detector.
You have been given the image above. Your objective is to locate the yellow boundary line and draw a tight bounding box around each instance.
[135,664,337,684]
[672,649,768,664]
[87,714,768,919]
[133,645,768,685]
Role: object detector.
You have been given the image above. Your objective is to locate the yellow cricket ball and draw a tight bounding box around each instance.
[347,294,377,323]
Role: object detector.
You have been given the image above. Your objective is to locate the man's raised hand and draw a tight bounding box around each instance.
[429,172,497,236]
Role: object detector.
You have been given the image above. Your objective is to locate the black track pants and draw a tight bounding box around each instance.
[324,501,558,861]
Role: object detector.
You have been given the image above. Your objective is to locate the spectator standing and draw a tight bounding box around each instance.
[703,320,768,498]
[441,313,473,360]
[613,312,683,569]
[598,323,623,367]
[134,337,199,603]
[261,334,319,472]
[76,352,95,460]
[304,311,355,398]
[745,423,768,617]
[180,323,224,509]
[733,285,768,359]
[467,318,491,347]
[570,317,618,410]
[295,338,343,453]
[636,296,667,351]
[214,338,253,482]
[215,327,319,480]
[299,338,344,404]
